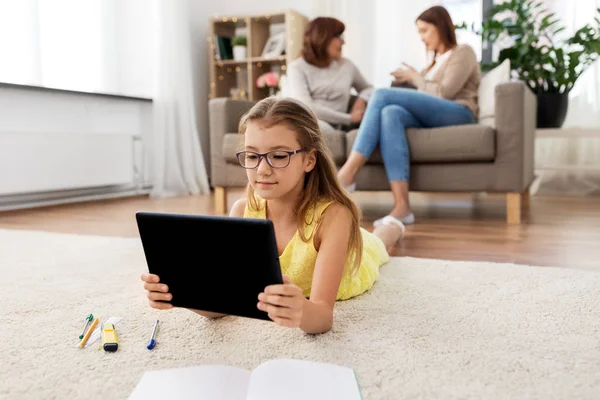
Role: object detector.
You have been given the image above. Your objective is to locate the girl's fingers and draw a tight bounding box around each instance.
[264,284,302,296]
[149,300,174,310]
[143,282,169,292]
[142,274,172,310]
[147,291,172,302]
[271,316,301,328]
[266,305,291,319]
[258,301,285,316]
[258,293,296,308]
[258,301,302,320]
[141,273,160,283]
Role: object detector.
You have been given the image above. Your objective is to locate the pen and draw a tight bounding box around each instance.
[79,314,94,339]
[147,319,159,350]
[78,317,99,348]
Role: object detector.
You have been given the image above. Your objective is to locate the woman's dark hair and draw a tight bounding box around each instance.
[416,6,457,70]
[301,17,345,68]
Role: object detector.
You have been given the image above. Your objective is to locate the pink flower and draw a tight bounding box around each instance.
[265,72,279,86]
[256,71,280,88]
[256,76,265,88]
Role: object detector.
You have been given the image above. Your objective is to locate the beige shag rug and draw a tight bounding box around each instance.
[1,228,599,400]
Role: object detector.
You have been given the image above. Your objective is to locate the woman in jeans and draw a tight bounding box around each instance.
[337,5,480,226]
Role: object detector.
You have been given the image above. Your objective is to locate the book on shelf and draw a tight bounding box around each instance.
[128,358,362,400]
[214,35,233,61]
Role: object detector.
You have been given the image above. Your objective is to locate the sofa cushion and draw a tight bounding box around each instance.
[223,129,347,165]
[478,59,511,121]
[320,129,347,164]
[222,133,243,164]
[345,124,496,163]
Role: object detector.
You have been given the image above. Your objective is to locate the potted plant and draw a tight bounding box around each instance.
[458,0,600,128]
[231,35,247,61]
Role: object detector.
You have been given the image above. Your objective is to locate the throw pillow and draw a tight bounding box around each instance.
[478,58,511,121]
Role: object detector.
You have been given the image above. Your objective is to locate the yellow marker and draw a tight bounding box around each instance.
[78,317,99,348]
[101,323,119,352]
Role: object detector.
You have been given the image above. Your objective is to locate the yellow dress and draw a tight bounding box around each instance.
[244,198,389,300]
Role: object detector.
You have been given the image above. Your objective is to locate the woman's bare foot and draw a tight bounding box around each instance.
[388,204,412,219]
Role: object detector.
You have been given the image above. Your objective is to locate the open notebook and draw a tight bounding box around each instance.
[128,358,362,400]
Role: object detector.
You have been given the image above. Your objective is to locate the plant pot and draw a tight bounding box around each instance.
[233,46,246,61]
[536,92,569,128]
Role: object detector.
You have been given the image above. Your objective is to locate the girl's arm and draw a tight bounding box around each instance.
[259,203,350,334]
[190,198,248,319]
[300,203,353,334]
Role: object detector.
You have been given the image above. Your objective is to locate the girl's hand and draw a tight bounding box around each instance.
[141,273,174,310]
[258,275,305,328]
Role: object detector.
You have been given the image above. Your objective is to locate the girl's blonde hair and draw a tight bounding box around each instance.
[238,96,363,274]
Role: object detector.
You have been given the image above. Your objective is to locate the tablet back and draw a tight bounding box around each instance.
[136,211,283,321]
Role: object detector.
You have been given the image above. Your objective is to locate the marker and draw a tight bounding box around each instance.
[78,317,99,348]
[78,314,94,339]
[147,319,159,350]
[101,322,119,352]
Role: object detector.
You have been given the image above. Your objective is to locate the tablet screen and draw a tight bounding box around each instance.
[136,212,283,321]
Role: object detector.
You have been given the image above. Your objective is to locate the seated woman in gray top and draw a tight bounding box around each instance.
[286,17,373,131]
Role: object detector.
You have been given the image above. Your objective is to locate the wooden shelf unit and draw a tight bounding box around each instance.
[208,9,308,101]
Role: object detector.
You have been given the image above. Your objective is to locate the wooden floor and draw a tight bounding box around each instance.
[1,189,599,272]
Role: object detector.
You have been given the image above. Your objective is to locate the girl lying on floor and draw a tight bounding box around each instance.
[141,96,404,334]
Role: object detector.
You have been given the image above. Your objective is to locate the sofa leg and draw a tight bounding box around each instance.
[214,186,227,215]
[522,186,530,210]
[506,192,521,225]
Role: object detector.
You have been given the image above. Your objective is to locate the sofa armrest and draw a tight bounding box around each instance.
[493,81,537,191]
[209,98,256,186]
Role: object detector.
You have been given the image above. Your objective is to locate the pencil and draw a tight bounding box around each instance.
[78,317,99,348]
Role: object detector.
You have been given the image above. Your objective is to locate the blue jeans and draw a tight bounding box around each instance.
[352,88,476,182]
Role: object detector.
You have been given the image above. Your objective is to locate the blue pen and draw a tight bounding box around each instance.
[147,319,159,350]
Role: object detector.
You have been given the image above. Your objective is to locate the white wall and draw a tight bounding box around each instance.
[113,0,157,98]
[0,0,156,99]
[0,86,153,199]
[316,0,376,85]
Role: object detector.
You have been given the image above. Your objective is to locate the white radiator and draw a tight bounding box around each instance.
[0,132,134,196]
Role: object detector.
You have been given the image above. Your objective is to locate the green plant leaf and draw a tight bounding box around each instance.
[552,26,566,36]
[454,22,468,31]
[472,0,600,92]
[231,35,247,47]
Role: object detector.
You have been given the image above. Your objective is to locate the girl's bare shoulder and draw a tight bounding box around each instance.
[229,198,247,217]
[319,201,353,227]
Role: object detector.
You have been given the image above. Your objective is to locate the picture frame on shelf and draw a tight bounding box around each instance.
[261,32,286,58]
[208,10,308,102]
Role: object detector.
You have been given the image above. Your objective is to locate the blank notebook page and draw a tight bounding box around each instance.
[246,359,362,400]
[127,365,251,400]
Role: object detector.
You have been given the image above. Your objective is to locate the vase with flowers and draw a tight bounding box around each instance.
[256,71,281,97]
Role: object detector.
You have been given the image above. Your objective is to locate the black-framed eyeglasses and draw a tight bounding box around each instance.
[235,149,306,169]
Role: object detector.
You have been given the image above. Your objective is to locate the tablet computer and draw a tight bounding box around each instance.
[135,211,283,321]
